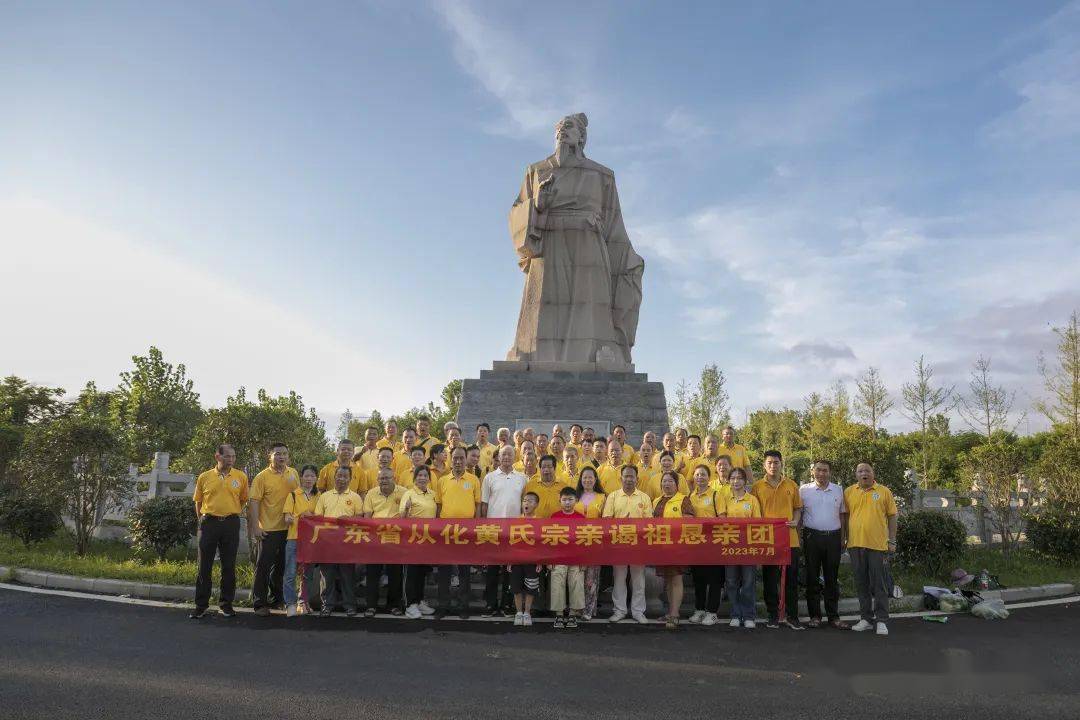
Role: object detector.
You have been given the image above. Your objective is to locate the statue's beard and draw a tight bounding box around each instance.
[554,140,581,166]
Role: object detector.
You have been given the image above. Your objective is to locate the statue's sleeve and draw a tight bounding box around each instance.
[603,174,644,352]
[509,167,543,272]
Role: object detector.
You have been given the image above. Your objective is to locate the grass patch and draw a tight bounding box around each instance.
[837,546,1080,598]
[0,533,254,588]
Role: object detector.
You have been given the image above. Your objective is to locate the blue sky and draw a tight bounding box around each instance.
[2,0,1077,435]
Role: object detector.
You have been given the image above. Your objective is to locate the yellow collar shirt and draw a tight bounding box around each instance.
[283,488,319,541]
[193,467,249,517]
[400,487,438,519]
[844,482,897,551]
[435,472,481,518]
[250,466,299,531]
[601,488,652,518]
[363,485,407,518]
[314,488,364,519]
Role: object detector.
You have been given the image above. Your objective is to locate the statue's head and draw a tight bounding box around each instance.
[555,113,588,155]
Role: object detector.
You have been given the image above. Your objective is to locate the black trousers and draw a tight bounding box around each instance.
[194,514,240,611]
[803,529,842,621]
[484,565,512,610]
[366,563,403,610]
[691,565,723,613]
[762,546,801,622]
[252,529,288,608]
[404,565,429,606]
[437,564,472,611]
[320,563,357,611]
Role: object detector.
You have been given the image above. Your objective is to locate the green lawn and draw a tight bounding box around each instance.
[0,533,254,588]
[838,547,1080,598]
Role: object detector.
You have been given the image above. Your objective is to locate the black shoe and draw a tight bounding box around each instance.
[459,609,470,620]
[390,607,404,616]
[219,606,236,618]
[565,615,579,629]
[481,606,497,618]
[765,617,780,629]
[345,608,358,617]
[253,606,271,617]
[782,618,805,631]
[319,607,332,618]
[189,607,208,619]
[434,609,447,620]
[554,616,565,629]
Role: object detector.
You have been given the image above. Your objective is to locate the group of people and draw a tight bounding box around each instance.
[191,419,899,635]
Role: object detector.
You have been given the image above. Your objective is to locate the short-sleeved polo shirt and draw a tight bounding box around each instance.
[249,466,299,531]
[435,472,481,518]
[844,482,897,551]
[193,467,249,517]
[752,477,803,547]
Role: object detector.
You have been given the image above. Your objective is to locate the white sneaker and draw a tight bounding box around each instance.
[702,612,718,626]
[632,613,649,624]
[285,604,297,618]
[688,610,706,624]
[609,610,627,623]
[522,613,533,627]
[514,612,524,626]
[852,619,874,632]
[743,620,756,629]
[405,604,422,619]
[876,622,889,636]
[729,618,741,628]
[418,601,436,616]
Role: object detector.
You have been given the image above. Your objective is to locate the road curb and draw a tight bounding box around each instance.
[0,564,1072,611]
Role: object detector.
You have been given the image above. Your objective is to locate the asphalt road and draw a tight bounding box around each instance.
[0,588,1077,720]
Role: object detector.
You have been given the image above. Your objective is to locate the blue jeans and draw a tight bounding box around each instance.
[283,539,317,606]
[725,565,757,621]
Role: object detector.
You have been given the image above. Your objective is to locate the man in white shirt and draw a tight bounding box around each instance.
[799,459,848,628]
[480,445,528,616]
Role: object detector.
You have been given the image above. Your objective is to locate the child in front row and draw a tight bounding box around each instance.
[511,492,542,627]
[549,486,586,629]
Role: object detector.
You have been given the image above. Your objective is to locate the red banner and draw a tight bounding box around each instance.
[297,516,790,566]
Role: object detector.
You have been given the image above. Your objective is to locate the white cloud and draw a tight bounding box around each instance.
[0,197,417,429]
[989,1,1080,143]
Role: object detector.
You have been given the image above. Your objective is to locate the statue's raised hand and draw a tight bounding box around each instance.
[536,173,557,212]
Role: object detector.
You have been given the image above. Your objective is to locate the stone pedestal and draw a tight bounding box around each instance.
[457,363,669,445]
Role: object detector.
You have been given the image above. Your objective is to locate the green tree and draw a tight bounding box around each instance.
[17,383,133,555]
[900,356,955,488]
[1035,430,1080,507]
[668,365,729,439]
[178,388,332,479]
[963,440,1027,554]
[112,347,203,469]
[347,409,386,444]
[820,428,910,502]
[958,356,1021,440]
[0,376,65,482]
[740,407,805,479]
[1037,310,1080,443]
[854,366,893,440]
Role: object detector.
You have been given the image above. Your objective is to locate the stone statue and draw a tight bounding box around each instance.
[507,113,644,369]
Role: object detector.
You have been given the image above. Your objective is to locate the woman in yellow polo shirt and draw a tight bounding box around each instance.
[719,467,761,629]
[653,471,695,629]
[401,465,438,619]
[688,466,725,626]
[575,466,605,620]
[282,465,320,617]
[428,443,449,482]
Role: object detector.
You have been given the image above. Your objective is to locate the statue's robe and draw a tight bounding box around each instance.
[507,154,643,365]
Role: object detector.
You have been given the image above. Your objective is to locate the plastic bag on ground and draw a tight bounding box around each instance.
[971,598,1010,620]
[937,591,969,613]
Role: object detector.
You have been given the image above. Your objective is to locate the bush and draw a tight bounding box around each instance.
[895,510,967,575]
[1026,508,1080,564]
[128,497,197,560]
[0,487,62,546]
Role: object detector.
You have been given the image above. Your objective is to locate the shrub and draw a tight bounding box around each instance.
[895,510,967,575]
[128,497,197,560]
[0,487,62,546]
[1026,508,1080,564]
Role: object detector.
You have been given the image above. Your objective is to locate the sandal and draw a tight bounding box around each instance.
[807,618,821,628]
[829,619,849,630]
[665,616,677,629]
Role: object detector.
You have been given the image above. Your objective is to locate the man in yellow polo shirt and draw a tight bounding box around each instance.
[314,465,364,617]
[376,419,399,451]
[362,468,407,616]
[601,465,652,624]
[318,439,367,494]
[598,439,627,494]
[752,450,804,630]
[474,422,498,470]
[611,424,637,465]
[191,443,249,619]
[354,427,381,477]
[524,454,570,518]
[721,426,750,469]
[415,415,436,454]
[434,446,480,619]
[845,462,898,636]
[249,441,299,616]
